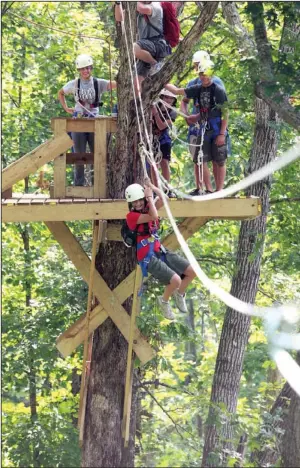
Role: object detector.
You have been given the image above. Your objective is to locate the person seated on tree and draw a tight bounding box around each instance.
[185,50,226,195]
[58,54,116,186]
[166,58,229,194]
[151,89,178,198]
[114,1,168,94]
[125,181,196,320]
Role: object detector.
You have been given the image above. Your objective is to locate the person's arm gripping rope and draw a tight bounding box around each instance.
[152,105,170,131]
[136,1,153,15]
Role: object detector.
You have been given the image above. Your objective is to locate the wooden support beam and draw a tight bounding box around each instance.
[93,119,107,198]
[66,187,94,198]
[66,153,94,165]
[78,221,99,445]
[51,117,117,134]
[45,221,155,365]
[2,133,72,192]
[2,198,261,223]
[55,217,208,357]
[122,266,142,446]
[53,120,67,198]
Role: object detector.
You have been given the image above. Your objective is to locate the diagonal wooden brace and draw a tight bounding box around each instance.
[45,221,155,365]
[2,133,73,192]
[55,217,209,358]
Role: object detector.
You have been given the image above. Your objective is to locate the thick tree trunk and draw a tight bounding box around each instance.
[250,382,292,466]
[201,97,278,467]
[82,3,219,466]
[282,352,300,468]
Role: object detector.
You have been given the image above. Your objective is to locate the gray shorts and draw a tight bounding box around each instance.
[136,38,168,77]
[193,130,228,164]
[147,250,190,285]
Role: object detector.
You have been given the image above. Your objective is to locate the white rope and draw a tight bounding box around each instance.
[120,2,300,395]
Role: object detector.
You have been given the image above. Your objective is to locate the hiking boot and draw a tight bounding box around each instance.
[149,61,163,76]
[157,296,175,320]
[173,289,188,313]
[189,188,205,196]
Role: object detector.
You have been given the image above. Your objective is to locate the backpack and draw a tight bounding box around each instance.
[121,220,150,248]
[77,77,101,109]
[145,2,180,48]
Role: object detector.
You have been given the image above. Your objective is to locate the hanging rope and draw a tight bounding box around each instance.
[120,3,300,395]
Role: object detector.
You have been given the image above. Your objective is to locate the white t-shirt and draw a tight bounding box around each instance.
[63,77,109,115]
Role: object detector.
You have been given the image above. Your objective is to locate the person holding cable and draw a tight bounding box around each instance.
[125,180,196,320]
[166,58,229,193]
[58,54,116,186]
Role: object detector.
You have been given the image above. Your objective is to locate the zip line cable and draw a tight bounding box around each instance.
[8,11,110,44]
[121,5,300,395]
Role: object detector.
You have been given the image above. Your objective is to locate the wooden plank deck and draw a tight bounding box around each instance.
[2,195,261,223]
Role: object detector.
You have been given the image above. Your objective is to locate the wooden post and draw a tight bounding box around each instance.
[78,221,99,445]
[93,119,107,198]
[53,119,67,198]
[122,266,142,446]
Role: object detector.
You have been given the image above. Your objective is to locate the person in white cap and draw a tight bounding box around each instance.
[151,89,178,198]
[165,59,229,193]
[183,51,226,195]
[58,54,116,186]
[125,180,196,320]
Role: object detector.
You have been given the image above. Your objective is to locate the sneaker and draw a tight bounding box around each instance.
[157,296,175,320]
[189,188,205,196]
[173,289,188,313]
[149,61,163,76]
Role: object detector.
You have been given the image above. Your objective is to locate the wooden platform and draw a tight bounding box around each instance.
[2,194,261,223]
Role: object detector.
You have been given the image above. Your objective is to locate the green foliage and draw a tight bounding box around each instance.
[2,1,299,467]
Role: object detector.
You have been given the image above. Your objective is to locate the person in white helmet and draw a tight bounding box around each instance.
[58,54,116,186]
[165,59,229,193]
[151,89,178,198]
[183,51,226,195]
[125,180,196,320]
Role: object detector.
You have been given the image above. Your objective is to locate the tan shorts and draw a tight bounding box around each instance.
[147,250,190,285]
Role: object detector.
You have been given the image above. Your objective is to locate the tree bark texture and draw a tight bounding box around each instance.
[282,352,300,468]
[82,3,219,466]
[201,97,278,467]
[250,381,292,467]
[82,4,140,467]
[222,2,300,131]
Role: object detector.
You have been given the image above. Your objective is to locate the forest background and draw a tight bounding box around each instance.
[1,1,300,467]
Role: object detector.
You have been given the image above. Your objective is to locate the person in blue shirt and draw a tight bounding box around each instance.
[182,51,226,195]
[166,57,229,194]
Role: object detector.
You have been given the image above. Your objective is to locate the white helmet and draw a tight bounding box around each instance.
[76,54,93,69]
[159,88,177,99]
[192,50,210,63]
[198,59,214,73]
[125,184,145,202]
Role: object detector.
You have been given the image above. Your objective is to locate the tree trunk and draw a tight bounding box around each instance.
[250,381,292,466]
[282,352,300,468]
[82,3,219,466]
[201,97,278,467]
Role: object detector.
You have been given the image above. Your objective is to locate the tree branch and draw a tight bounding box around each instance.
[222,2,300,131]
[270,197,300,205]
[141,2,219,106]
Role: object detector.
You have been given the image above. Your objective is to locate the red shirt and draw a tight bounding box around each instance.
[126,210,161,261]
